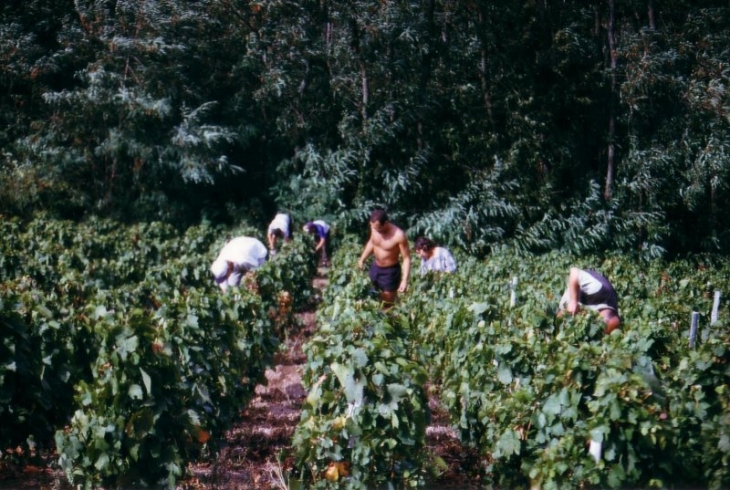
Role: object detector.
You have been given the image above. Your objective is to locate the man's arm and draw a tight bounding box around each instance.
[218,261,233,292]
[358,240,374,270]
[397,235,411,292]
[566,267,582,314]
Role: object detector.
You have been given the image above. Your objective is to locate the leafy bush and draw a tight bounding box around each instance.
[55,287,276,488]
[300,243,730,488]
[0,291,63,453]
[0,215,314,487]
[293,299,429,488]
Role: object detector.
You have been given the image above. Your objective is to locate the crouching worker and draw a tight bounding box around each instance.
[267,212,292,255]
[414,236,456,275]
[210,236,268,292]
[558,267,621,334]
[303,220,331,266]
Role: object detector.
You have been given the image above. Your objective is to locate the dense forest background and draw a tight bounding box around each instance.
[1,0,729,258]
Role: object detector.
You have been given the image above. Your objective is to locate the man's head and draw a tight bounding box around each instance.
[369,208,388,233]
[414,237,435,252]
[369,208,388,225]
[271,228,285,239]
[600,309,621,334]
[414,236,436,259]
[303,222,314,233]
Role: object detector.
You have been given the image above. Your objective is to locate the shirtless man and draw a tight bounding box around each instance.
[357,208,411,306]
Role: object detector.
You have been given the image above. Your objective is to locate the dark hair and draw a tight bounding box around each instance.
[414,236,436,252]
[369,208,388,224]
[272,229,284,239]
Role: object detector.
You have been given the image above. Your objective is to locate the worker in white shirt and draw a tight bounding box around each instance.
[210,236,268,292]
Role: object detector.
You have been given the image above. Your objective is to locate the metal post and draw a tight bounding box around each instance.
[588,439,602,463]
[711,291,721,324]
[689,311,700,348]
[510,276,518,308]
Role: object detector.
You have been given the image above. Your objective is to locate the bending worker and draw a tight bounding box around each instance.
[558,267,621,334]
[210,236,268,292]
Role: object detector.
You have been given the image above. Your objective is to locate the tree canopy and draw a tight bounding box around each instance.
[1,0,729,257]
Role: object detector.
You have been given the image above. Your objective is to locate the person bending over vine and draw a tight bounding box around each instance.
[558,267,621,334]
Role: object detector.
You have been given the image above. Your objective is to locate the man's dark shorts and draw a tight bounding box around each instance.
[369,263,401,292]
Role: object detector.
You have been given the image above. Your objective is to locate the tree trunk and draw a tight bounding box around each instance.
[536,0,551,45]
[477,7,494,125]
[604,0,617,200]
[647,0,656,30]
[417,0,437,151]
[349,18,369,122]
[360,62,369,122]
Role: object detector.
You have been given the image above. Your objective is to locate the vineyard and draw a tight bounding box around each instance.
[1,217,730,489]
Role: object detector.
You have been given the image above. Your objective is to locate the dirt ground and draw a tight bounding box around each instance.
[0,271,483,489]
